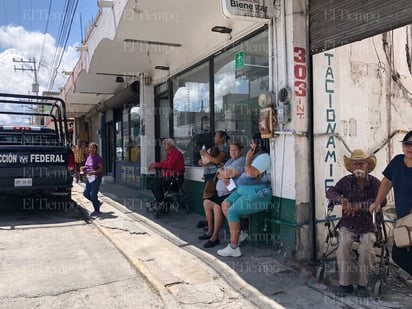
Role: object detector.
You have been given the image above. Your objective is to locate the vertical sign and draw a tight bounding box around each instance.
[235,50,244,70]
[235,50,246,79]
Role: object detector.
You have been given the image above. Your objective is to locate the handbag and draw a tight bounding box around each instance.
[203,174,218,199]
[393,212,412,248]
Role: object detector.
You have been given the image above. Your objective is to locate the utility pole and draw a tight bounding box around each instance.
[13,57,39,95]
[13,58,40,124]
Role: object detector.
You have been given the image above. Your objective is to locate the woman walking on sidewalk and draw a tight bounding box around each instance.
[81,142,104,216]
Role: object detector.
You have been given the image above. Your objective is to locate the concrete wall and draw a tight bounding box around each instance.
[269,0,311,260]
[312,26,412,258]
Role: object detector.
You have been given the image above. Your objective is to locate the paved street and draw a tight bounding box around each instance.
[0,205,163,309]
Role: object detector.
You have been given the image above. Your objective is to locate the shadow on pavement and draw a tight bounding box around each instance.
[0,196,90,228]
[95,181,412,308]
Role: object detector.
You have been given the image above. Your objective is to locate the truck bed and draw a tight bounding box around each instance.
[0,93,75,199]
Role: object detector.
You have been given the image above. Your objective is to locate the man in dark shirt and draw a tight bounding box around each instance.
[149,139,185,203]
[326,149,386,298]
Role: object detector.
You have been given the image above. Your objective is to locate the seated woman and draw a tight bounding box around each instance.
[199,140,245,248]
[199,131,230,197]
[217,133,271,257]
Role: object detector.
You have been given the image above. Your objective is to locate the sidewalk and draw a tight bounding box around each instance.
[72,181,412,309]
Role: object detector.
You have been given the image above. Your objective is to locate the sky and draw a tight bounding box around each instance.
[0,0,98,97]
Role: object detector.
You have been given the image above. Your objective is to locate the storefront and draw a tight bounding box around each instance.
[86,81,141,187]
[144,27,269,214]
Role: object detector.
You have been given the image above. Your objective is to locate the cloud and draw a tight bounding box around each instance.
[0,26,79,124]
[0,25,79,94]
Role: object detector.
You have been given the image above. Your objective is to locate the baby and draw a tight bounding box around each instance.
[203,147,220,181]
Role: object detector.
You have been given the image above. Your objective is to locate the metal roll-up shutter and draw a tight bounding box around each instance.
[310,0,412,54]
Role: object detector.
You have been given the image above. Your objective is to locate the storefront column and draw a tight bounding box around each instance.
[100,112,107,173]
[268,0,311,260]
[139,75,155,189]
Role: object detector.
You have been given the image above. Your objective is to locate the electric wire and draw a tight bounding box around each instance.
[38,0,53,73]
[46,0,79,91]
[47,0,71,89]
[381,31,412,98]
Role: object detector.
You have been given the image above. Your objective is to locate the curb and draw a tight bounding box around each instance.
[88,214,181,308]
[73,184,282,308]
[99,196,281,308]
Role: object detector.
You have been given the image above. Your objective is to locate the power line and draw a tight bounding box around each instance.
[47,0,79,91]
[38,0,53,73]
[13,57,39,96]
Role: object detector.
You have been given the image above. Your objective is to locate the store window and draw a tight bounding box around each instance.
[127,106,141,162]
[114,108,123,161]
[172,61,210,165]
[214,30,269,146]
[113,106,141,163]
[164,28,269,166]
[115,120,123,160]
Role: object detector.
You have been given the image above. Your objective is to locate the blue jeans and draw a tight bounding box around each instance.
[83,177,102,212]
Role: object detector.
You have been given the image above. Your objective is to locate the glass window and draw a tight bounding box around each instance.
[167,29,269,166]
[127,106,141,162]
[172,61,210,166]
[214,30,269,146]
[115,120,123,160]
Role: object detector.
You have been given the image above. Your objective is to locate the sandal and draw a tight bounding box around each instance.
[198,233,212,240]
[196,220,208,228]
[203,239,220,248]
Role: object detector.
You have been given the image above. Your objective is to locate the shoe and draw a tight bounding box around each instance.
[99,200,103,206]
[355,286,369,298]
[203,239,220,248]
[196,220,208,228]
[334,285,354,297]
[239,230,249,245]
[217,244,242,257]
[90,211,102,217]
[198,233,212,240]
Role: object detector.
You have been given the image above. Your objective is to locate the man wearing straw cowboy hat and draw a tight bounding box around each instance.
[326,149,387,298]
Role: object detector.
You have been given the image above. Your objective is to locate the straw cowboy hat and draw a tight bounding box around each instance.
[343,149,377,173]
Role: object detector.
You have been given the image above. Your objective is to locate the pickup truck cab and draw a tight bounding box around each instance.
[0,93,75,200]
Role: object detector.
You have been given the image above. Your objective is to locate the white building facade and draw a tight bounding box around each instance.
[61,0,412,260]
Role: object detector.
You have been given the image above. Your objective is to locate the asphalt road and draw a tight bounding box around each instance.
[0,200,164,309]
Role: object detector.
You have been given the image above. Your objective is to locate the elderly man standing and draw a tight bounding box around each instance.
[148,139,185,204]
[326,149,386,298]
